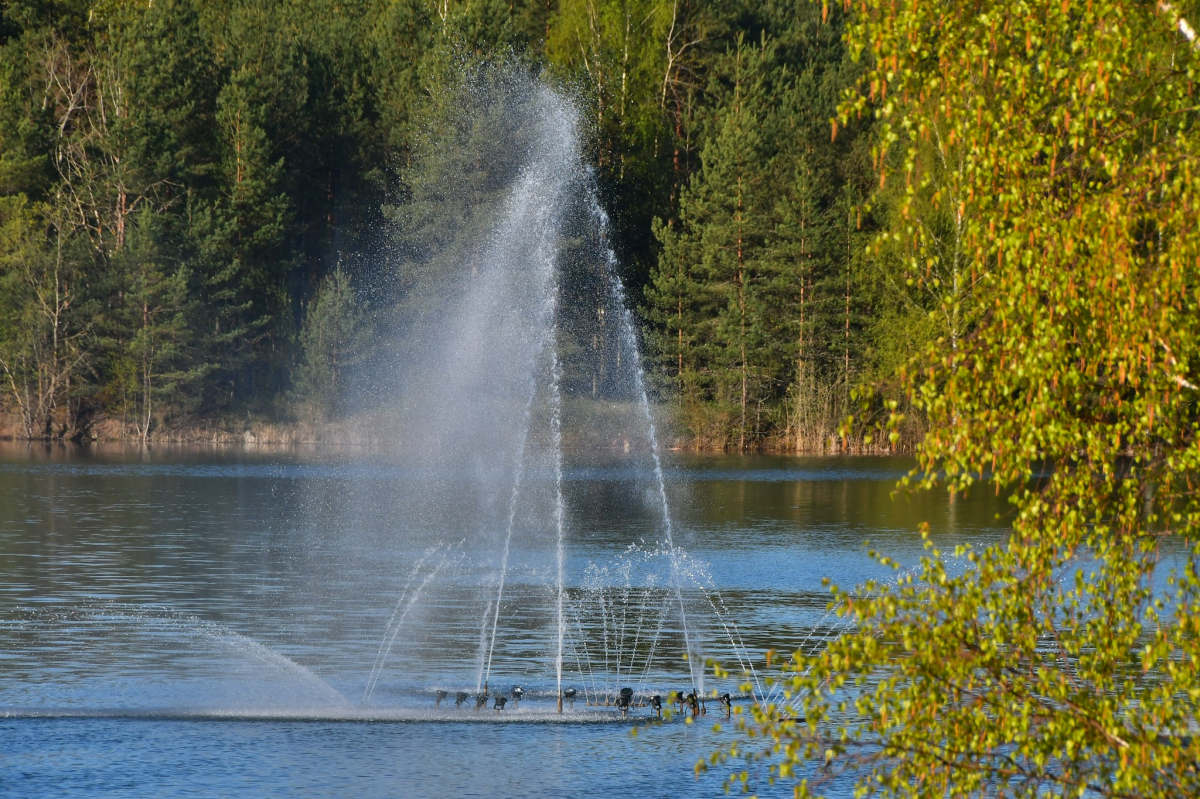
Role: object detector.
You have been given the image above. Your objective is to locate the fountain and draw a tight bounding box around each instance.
[330,63,769,718]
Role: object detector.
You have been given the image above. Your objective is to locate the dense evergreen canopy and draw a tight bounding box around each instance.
[0,0,883,445]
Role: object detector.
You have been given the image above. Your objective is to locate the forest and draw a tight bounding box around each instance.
[0,0,921,449]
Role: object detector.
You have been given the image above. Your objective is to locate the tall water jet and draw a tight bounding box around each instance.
[326,63,721,711]
[370,66,581,701]
[550,346,567,712]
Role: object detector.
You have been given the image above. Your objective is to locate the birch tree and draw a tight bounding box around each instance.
[716,1,1200,794]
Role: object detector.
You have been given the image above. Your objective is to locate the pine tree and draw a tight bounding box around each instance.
[648,34,775,449]
[643,3,874,450]
[109,208,206,441]
[291,266,372,422]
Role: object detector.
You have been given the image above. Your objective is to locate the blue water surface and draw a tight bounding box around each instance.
[0,445,1005,798]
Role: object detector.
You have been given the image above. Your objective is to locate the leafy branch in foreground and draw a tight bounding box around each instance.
[711,0,1200,795]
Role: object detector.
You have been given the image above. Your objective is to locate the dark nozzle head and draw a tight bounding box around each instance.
[650,695,662,709]
[511,686,524,700]
[494,696,508,711]
[455,692,469,706]
[563,688,577,699]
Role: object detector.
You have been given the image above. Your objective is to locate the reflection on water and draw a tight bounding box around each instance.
[0,444,1008,797]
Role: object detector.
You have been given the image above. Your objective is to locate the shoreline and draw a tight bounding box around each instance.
[0,413,919,455]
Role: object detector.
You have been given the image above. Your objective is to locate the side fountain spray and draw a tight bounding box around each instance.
[363,543,462,706]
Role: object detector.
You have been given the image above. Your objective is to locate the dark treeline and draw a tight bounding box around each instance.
[0,0,925,449]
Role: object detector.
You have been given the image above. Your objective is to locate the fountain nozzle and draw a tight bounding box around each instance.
[617,687,633,717]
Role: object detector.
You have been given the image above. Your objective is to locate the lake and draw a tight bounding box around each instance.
[0,444,1008,797]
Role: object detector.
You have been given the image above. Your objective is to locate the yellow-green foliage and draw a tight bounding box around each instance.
[713,1,1200,795]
